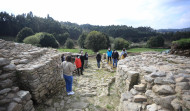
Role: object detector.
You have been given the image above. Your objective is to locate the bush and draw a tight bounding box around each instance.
[65,38,74,49]
[172,38,190,49]
[147,36,164,48]
[78,33,87,48]
[39,33,59,48]
[23,32,59,48]
[114,38,130,50]
[16,27,34,42]
[54,32,70,46]
[85,31,108,52]
[23,35,40,46]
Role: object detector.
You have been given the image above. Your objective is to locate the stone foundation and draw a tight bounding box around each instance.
[116,52,190,111]
[0,39,67,104]
[0,58,34,111]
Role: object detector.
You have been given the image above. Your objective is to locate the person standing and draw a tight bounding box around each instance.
[75,55,82,76]
[61,56,76,95]
[112,50,119,67]
[96,52,101,68]
[107,48,112,64]
[61,54,65,62]
[121,48,127,59]
[80,51,85,73]
[84,52,88,68]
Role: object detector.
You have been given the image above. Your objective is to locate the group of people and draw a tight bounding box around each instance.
[96,48,127,68]
[60,51,88,95]
[60,48,127,95]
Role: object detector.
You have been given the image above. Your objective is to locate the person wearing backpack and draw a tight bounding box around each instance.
[121,48,127,59]
[75,55,82,76]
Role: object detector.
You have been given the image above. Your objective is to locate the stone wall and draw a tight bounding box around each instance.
[0,58,34,111]
[116,52,190,111]
[0,39,66,104]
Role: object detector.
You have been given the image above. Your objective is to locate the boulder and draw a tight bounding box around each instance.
[0,58,10,67]
[152,85,175,95]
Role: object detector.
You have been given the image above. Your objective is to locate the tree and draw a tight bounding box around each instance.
[54,32,70,46]
[85,31,108,52]
[78,33,87,48]
[65,38,74,49]
[39,32,59,48]
[16,27,34,42]
[147,36,164,47]
[114,38,130,50]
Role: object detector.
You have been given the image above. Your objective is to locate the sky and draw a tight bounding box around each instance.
[1,0,190,29]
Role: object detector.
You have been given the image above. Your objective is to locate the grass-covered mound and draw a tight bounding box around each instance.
[172,38,190,49]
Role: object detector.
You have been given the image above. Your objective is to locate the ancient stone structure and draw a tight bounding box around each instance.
[0,39,70,110]
[170,44,190,57]
[0,58,34,111]
[116,52,190,111]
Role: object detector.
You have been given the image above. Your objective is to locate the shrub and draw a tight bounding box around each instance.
[172,38,190,49]
[16,27,34,42]
[78,33,87,48]
[65,38,74,49]
[39,33,59,48]
[54,32,70,46]
[114,38,130,50]
[23,35,40,46]
[147,36,164,48]
[85,31,108,52]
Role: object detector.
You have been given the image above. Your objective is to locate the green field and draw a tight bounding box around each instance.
[58,49,95,55]
[58,48,168,55]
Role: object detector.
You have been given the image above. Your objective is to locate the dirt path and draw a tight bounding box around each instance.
[35,58,120,111]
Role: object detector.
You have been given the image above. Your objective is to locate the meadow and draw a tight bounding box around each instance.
[58,48,168,55]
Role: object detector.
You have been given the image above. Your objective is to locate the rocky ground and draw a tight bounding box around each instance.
[35,58,120,111]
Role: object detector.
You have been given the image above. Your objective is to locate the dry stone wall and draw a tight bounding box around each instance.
[0,58,34,111]
[0,39,65,105]
[116,52,190,111]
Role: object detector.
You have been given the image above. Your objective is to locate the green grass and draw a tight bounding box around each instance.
[58,48,168,55]
[99,48,168,54]
[127,48,168,53]
[57,48,95,55]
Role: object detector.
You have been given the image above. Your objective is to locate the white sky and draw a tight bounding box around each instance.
[1,0,190,29]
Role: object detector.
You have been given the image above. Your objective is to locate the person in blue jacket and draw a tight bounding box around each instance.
[107,48,112,64]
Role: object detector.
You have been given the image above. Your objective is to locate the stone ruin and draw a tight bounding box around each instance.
[0,39,69,111]
[116,52,190,111]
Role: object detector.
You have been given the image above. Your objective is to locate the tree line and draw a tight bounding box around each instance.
[0,11,190,50]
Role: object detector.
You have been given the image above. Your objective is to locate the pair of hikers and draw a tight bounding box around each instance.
[60,51,88,95]
[75,51,88,76]
[107,48,127,67]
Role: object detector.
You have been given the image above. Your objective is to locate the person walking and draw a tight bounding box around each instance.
[80,51,85,72]
[61,56,76,95]
[84,52,88,68]
[112,50,119,67]
[121,48,127,59]
[96,52,101,68]
[75,55,82,76]
[107,48,112,64]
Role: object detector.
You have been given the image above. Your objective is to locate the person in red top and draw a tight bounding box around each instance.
[75,55,83,76]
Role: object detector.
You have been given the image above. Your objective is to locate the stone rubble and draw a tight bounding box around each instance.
[116,52,190,111]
